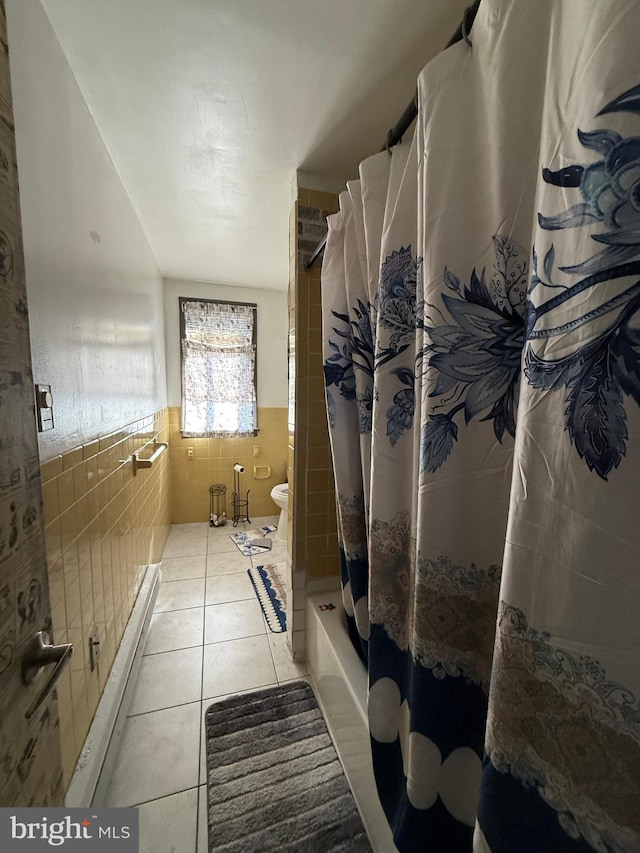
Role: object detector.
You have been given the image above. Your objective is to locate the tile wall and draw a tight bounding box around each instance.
[168,407,288,523]
[287,188,341,659]
[40,409,172,789]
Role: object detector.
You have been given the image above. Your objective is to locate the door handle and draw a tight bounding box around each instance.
[22,631,73,720]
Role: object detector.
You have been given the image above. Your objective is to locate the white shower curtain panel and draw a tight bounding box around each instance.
[322,1,640,851]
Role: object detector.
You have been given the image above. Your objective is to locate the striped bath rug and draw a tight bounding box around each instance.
[205,681,372,852]
[247,563,286,633]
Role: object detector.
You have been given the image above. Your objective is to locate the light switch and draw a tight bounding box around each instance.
[35,383,54,432]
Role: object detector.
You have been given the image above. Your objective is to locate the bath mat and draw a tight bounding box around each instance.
[247,563,286,632]
[205,681,372,852]
[229,526,277,556]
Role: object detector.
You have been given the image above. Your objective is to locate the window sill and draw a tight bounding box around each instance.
[180,430,260,439]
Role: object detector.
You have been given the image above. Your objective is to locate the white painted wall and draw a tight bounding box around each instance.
[163,279,288,409]
[7,0,167,459]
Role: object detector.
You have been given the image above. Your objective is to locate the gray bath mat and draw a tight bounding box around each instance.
[204,680,372,852]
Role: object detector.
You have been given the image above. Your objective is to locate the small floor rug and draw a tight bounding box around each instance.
[205,681,372,852]
[247,563,286,633]
[229,526,277,556]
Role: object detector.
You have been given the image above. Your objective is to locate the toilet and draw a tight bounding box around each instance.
[270,483,288,542]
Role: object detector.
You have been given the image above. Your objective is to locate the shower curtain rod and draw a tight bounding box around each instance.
[304,0,481,271]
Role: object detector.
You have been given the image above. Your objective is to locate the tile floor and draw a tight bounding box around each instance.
[103,517,308,853]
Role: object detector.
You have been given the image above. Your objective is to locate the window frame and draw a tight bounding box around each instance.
[179,296,259,438]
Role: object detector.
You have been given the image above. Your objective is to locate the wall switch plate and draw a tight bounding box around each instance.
[35,383,54,432]
[253,445,260,457]
[187,447,194,459]
[89,629,100,671]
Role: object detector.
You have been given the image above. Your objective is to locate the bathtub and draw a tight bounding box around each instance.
[306,590,398,853]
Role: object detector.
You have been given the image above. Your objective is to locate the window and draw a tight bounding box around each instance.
[180,297,258,437]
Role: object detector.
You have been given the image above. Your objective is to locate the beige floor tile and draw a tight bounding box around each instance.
[197,785,208,853]
[204,599,266,644]
[138,787,198,853]
[206,549,253,576]
[159,554,207,581]
[207,532,242,554]
[205,571,255,606]
[144,607,204,655]
[128,647,203,715]
[162,538,208,559]
[154,578,206,612]
[269,631,309,683]
[201,634,276,701]
[104,702,200,807]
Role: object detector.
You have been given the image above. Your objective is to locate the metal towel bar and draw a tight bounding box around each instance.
[120,438,168,476]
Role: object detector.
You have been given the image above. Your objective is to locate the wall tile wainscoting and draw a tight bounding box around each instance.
[40,409,171,786]
[168,406,288,523]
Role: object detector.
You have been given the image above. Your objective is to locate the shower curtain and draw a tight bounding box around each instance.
[322,1,640,851]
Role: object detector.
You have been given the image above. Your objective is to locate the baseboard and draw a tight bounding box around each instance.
[65,563,161,807]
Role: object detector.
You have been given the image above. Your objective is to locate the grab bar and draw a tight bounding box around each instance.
[120,438,168,476]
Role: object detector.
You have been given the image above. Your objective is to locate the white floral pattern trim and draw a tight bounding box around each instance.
[486,602,640,852]
[336,493,368,561]
[369,511,501,688]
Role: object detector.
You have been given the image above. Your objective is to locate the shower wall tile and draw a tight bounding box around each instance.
[40,408,172,791]
[168,407,288,523]
[286,186,340,659]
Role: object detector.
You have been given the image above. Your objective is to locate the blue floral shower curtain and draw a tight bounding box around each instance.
[323,187,374,659]
[322,0,640,851]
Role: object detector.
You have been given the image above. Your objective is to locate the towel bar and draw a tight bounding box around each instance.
[121,438,168,476]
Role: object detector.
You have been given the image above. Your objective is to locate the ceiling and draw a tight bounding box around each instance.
[41,0,470,290]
